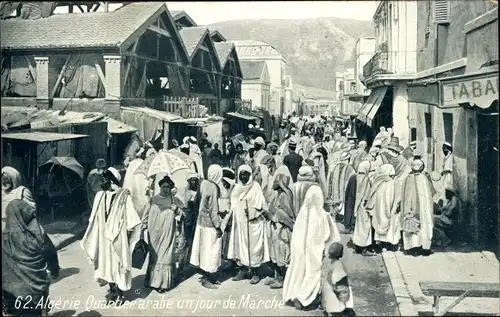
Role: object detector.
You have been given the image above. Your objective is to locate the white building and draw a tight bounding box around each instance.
[240,60,271,111]
[232,40,288,116]
[358,0,418,145]
[355,37,376,96]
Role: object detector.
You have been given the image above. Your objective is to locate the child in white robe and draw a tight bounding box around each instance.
[321,242,355,316]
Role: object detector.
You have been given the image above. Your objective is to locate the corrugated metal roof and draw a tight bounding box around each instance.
[232,40,282,57]
[214,42,234,66]
[226,112,257,121]
[179,26,208,57]
[2,131,89,142]
[240,60,265,80]
[121,106,182,122]
[1,2,165,50]
[1,107,105,129]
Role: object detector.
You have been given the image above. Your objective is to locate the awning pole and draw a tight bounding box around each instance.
[163,121,169,150]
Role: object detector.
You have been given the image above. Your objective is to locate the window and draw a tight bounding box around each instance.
[443,113,453,144]
[350,82,356,93]
[411,128,417,142]
[434,0,450,24]
[338,81,344,91]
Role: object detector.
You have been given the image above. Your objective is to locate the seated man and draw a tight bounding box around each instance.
[433,188,459,248]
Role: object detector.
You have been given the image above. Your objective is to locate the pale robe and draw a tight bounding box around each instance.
[266,165,293,265]
[283,184,341,307]
[227,176,270,267]
[377,150,411,205]
[122,158,149,218]
[144,195,178,289]
[442,153,454,191]
[2,167,36,230]
[400,172,435,250]
[272,154,283,169]
[352,162,374,247]
[365,166,401,245]
[321,259,354,313]
[81,188,142,291]
[190,179,222,273]
[309,151,328,196]
[253,148,269,166]
[86,168,104,209]
[189,143,204,179]
[301,136,315,158]
[327,161,356,216]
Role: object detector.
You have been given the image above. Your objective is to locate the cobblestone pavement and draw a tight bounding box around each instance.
[47,232,398,316]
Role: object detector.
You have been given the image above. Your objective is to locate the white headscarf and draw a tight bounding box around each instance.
[207,164,223,187]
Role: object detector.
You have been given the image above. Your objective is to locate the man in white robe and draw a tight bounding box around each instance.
[441,142,454,195]
[283,165,341,309]
[253,137,269,166]
[122,148,149,218]
[189,136,204,179]
[365,164,401,251]
[81,167,142,304]
[400,159,435,256]
[228,164,270,284]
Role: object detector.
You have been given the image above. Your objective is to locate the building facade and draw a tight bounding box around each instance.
[233,40,288,116]
[240,60,271,112]
[407,1,498,249]
[358,0,418,145]
[355,37,376,96]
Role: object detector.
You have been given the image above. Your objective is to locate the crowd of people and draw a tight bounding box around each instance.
[1,114,461,317]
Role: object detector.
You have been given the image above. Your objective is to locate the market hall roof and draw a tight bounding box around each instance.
[170,10,197,27]
[214,42,243,78]
[179,26,222,71]
[214,42,234,66]
[0,2,189,60]
[210,30,227,42]
[240,60,266,80]
[231,40,283,58]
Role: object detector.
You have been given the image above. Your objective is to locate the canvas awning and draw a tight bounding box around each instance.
[441,72,498,109]
[357,86,388,126]
[104,117,138,134]
[2,132,89,143]
[226,112,257,121]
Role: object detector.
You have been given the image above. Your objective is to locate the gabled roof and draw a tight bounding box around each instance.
[1,2,189,60]
[170,10,197,27]
[210,30,226,42]
[214,42,243,79]
[214,42,233,66]
[240,60,266,80]
[179,26,221,72]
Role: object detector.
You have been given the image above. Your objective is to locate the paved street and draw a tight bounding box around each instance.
[47,231,398,317]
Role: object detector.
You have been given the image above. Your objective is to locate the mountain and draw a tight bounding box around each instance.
[208,17,374,92]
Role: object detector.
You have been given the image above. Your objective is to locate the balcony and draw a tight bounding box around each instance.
[363,52,389,79]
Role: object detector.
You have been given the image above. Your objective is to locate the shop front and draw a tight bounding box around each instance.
[356,86,392,145]
[440,70,499,250]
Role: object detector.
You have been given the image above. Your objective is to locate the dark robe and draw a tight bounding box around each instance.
[343,174,357,230]
[284,152,303,182]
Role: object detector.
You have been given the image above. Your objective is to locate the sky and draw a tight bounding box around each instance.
[54,1,378,24]
[165,1,378,25]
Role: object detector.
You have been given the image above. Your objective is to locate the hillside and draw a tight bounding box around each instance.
[208,17,374,91]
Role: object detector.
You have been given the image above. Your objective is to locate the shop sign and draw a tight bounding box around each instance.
[442,75,498,108]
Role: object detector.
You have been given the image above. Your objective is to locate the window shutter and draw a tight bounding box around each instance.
[434,0,450,24]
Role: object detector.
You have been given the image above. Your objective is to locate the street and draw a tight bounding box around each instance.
[47,232,399,316]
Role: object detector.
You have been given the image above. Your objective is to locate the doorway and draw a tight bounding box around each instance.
[477,104,499,253]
